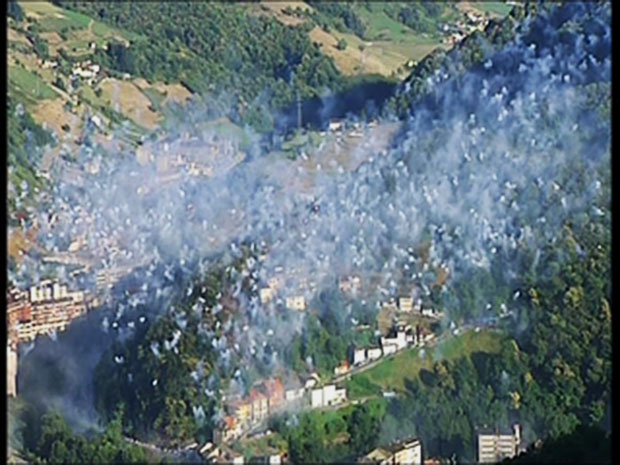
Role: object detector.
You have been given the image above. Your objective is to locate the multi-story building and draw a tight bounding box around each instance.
[6,282,92,397]
[249,388,269,423]
[7,345,18,397]
[398,297,413,313]
[310,384,347,408]
[478,424,521,463]
[285,296,306,311]
[265,378,285,411]
[213,416,242,444]
[360,437,422,465]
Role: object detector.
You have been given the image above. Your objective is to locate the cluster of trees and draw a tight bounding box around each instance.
[272,399,386,463]
[306,2,367,38]
[55,1,346,134]
[384,2,537,118]
[7,97,53,223]
[18,405,149,464]
[505,424,610,463]
[8,0,24,22]
[93,270,229,446]
[284,288,378,379]
[306,2,448,40]
[94,248,260,446]
[386,168,610,459]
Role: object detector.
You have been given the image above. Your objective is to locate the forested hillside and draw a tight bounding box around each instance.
[54,1,347,133]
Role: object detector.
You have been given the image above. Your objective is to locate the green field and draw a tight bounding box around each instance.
[20,1,91,31]
[9,66,59,104]
[470,2,514,18]
[346,329,504,398]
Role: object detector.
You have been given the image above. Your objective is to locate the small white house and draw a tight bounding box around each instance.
[353,348,367,366]
[382,343,397,355]
[367,347,383,360]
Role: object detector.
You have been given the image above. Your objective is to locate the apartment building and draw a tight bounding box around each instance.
[478,424,521,463]
[360,437,423,465]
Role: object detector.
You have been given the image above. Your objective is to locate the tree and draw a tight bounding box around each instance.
[347,404,382,455]
[33,35,50,60]
[54,77,66,91]
[8,0,24,22]
[337,38,347,51]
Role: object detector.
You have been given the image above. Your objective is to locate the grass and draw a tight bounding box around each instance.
[20,0,141,57]
[9,66,58,103]
[233,432,288,459]
[141,87,167,111]
[21,1,90,31]
[346,329,504,398]
[469,2,513,18]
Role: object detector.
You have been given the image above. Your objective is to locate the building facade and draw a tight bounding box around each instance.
[478,424,521,463]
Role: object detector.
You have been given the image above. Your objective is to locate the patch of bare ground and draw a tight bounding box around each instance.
[99,78,162,130]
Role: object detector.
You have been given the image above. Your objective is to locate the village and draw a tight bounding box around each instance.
[6,280,97,397]
[441,7,491,47]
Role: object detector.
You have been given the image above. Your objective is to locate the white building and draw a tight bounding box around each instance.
[381,330,408,351]
[381,343,397,355]
[7,345,17,397]
[311,384,347,408]
[285,387,305,402]
[311,388,324,408]
[353,348,367,366]
[329,120,343,132]
[367,347,383,360]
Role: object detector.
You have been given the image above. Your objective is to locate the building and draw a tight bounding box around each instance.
[360,447,392,464]
[7,283,89,348]
[381,330,408,351]
[260,287,274,304]
[231,400,251,426]
[367,347,383,360]
[285,386,305,402]
[381,300,398,312]
[249,388,269,423]
[389,437,423,465]
[353,347,367,366]
[360,437,422,465]
[339,275,361,294]
[382,343,397,356]
[311,388,324,409]
[213,416,242,443]
[478,424,521,463]
[265,378,285,411]
[304,373,320,390]
[334,360,350,376]
[7,345,18,397]
[285,296,306,311]
[311,384,347,408]
[212,445,244,464]
[398,297,413,313]
[329,120,343,132]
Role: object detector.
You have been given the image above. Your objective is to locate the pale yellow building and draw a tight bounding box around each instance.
[478,424,521,463]
[285,296,306,311]
[360,437,422,465]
